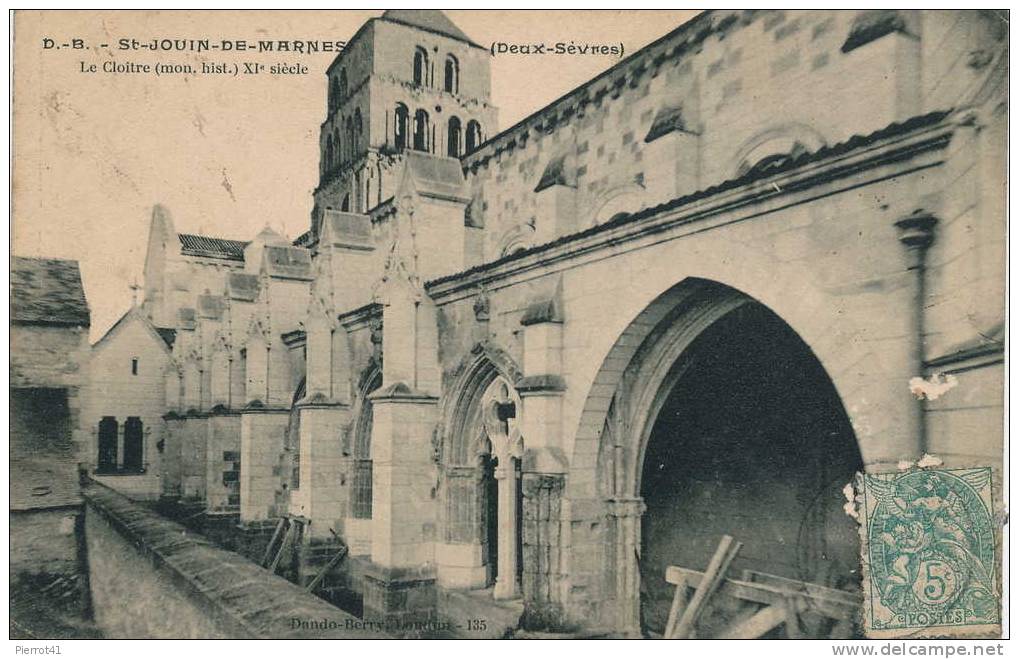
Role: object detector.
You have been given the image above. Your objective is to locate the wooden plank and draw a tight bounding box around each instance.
[665,567,859,621]
[269,522,295,574]
[306,545,348,593]
[260,518,286,568]
[715,604,785,639]
[663,573,688,639]
[740,569,860,608]
[670,535,743,639]
[783,597,803,639]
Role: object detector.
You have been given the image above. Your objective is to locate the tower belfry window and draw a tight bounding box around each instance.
[413,109,430,152]
[448,116,462,157]
[466,120,483,155]
[413,47,429,86]
[444,55,459,94]
[394,103,409,150]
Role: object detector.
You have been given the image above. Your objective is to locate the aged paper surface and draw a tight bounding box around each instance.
[10,9,1006,643]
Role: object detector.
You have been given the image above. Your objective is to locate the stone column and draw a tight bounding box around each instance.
[493,460,521,600]
[609,497,646,638]
[894,208,938,461]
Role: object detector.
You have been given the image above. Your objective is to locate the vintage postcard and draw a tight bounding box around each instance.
[9,8,1007,644]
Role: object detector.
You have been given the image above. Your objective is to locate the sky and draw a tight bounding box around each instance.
[12,10,698,340]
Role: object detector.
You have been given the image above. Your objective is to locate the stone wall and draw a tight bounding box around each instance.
[10,508,82,580]
[83,480,386,639]
[460,10,1003,267]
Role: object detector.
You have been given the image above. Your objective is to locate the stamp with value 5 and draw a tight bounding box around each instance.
[858,468,1000,639]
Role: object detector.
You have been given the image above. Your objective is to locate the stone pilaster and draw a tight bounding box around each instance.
[608,497,646,638]
[205,410,241,512]
[369,385,438,568]
[521,473,566,627]
[239,406,288,522]
[516,284,569,615]
[643,104,700,205]
[296,401,351,540]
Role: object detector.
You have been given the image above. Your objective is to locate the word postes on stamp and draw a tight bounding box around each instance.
[858,468,999,638]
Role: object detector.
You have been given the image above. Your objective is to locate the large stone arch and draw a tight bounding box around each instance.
[565,235,915,510]
[566,275,875,635]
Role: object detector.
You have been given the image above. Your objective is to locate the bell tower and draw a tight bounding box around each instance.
[310,10,497,239]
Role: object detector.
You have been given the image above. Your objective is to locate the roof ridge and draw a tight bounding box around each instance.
[177,232,249,243]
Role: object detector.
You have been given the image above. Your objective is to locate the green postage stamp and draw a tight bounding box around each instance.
[857,468,1000,638]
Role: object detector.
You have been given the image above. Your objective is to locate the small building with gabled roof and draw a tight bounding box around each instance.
[84,306,176,500]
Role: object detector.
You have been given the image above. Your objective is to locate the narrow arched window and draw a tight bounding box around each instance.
[444,54,459,94]
[413,47,429,86]
[447,116,462,158]
[352,371,382,519]
[97,417,118,473]
[341,194,350,212]
[339,69,348,99]
[325,134,334,173]
[333,127,341,168]
[413,109,430,152]
[353,108,363,155]
[394,103,409,149]
[124,417,143,472]
[345,117,354,162]
[328,76,340,113]
[466,120,483,155]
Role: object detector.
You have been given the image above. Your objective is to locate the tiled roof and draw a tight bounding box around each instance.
[178,233,248,261]
[11,256,90,327]
[293,230,315,247]
[429,110,954,288]
[381,10,477,47]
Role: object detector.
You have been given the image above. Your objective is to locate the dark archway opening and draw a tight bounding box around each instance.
[638,302,863,637]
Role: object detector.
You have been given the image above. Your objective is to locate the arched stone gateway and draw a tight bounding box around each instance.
[572,279,865,637]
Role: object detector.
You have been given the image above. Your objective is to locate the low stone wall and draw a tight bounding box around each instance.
[83,480,386,639]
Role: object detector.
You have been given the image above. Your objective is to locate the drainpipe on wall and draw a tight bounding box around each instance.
[894,208,938,458]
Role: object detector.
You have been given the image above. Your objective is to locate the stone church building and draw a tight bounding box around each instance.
[86,10,1005,636]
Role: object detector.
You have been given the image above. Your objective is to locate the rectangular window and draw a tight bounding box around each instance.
[131,358,139,375]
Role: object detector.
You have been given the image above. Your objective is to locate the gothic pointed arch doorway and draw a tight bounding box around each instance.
[437,346,525,599]
[578,279,864,637]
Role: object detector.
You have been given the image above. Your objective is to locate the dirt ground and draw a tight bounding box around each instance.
[9,572,103,640]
